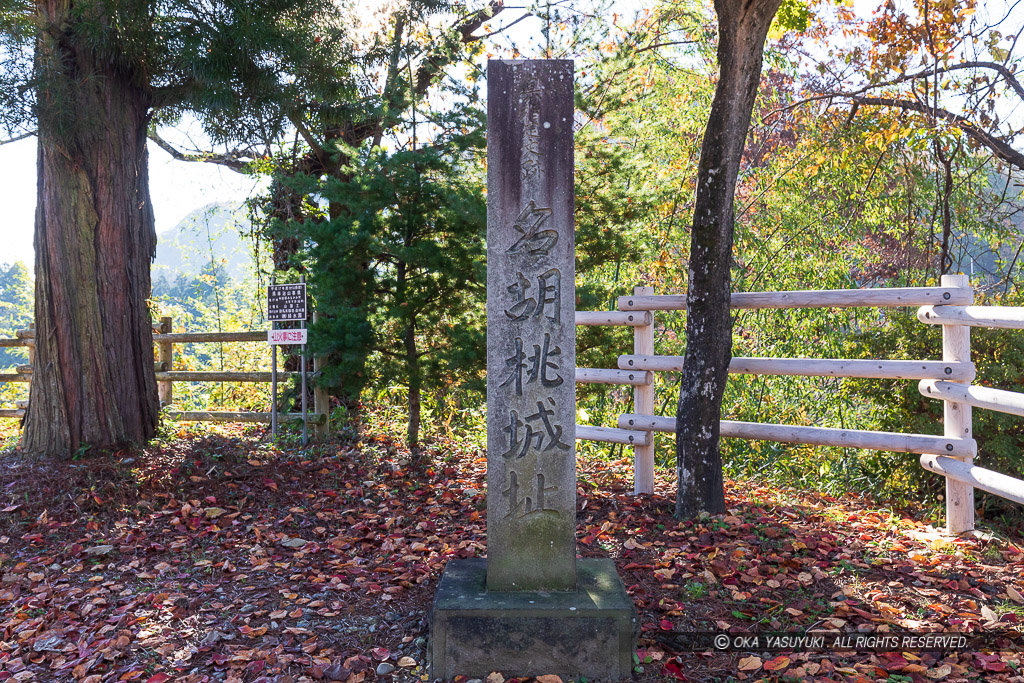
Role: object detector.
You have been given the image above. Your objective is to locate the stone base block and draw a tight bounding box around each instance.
[429,558,637,681]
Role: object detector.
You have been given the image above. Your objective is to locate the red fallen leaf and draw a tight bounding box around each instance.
[371,647,390,661]
[878,653,909,671]
[984,661,1008,673]
[659,619,673,631]
[145,675,171,683]
[763,656,790,672]
[211,653,230,666]
[661,657,687,680]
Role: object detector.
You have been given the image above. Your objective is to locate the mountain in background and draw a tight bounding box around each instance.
[153,202,254,288]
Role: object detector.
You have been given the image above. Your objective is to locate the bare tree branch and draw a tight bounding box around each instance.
[147,130,253,172]
[0,131,35,146]
[849,95,1024,172]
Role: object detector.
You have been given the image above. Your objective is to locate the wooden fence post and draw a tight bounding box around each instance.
[312,312,330,439]
[158,316,173,408]
[942,273,974,535]
[633,285,656,494]
[26,323,34,412]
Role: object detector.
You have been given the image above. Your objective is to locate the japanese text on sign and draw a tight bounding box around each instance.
[267,283,307,321]
[268,329,308,345]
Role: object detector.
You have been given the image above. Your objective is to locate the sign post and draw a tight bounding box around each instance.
[267,280,308,441]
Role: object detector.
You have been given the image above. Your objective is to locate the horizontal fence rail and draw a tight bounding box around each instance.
[617,286,973,312]
[617,414,977,458]
[154,371,301,383]
[167,410,326,425]
[919,380,1024,418]
[918,305,1024,330]
[153,331,267,343]
[576,425,650,446]
[576,368,652,386]
[575,311,652,327]
[617,355,975,381]
[920,455,1024,505]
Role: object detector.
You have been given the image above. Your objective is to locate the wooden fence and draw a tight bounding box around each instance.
[3,275,1023,534]
[578,274,1023,535]
[0,317,330,435]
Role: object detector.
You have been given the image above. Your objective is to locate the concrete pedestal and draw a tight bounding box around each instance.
[429,558,637,681]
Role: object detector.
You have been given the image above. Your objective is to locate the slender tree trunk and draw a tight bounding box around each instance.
[936,142,955,276]
[22,3,158,456]
[405,317,421,452]
[675,0,782,518]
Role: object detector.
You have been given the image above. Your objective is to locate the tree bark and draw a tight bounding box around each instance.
[405,318,422,452]
[675,0,782,518]
[22,2,159,456]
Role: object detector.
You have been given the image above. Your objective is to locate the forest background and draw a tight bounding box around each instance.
[1,0,1023,527]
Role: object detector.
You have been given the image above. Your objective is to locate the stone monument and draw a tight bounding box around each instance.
[429,59,636,682]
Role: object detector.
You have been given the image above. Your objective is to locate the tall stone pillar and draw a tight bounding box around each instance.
[485,59,577,592]
[429,60,636,682]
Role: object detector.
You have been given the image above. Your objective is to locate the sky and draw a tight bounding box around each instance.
[0,1,595,272]
[0,134,260,268]
[1,0,1018,272]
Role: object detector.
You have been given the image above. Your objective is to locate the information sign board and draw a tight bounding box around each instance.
[268,283,307,321]
[268,328,308,345]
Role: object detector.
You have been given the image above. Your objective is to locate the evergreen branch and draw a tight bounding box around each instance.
[347,0,504,149]
[151,83,198,109]
[289,115,328,167]
[413,0,503,93]
[373,11,408,150]
[147,130,253,171]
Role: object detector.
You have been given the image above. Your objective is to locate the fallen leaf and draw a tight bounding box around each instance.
[738,656,762,671]
[84,545,114,556]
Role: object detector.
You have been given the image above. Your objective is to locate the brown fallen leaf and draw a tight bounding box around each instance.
[738,656,762,671]
[1006,585,1024,604]
[486,672,505,683]
[536,676,562,683]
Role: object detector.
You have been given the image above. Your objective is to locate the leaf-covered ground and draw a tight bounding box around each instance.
[0,426,1022,683]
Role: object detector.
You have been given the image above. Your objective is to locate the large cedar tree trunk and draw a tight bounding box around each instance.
[675,0,782,518]
[22,3,159,455]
